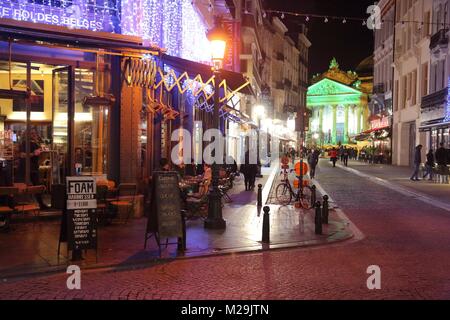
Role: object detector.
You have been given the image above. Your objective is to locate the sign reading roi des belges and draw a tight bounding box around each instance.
[66,177,97,251]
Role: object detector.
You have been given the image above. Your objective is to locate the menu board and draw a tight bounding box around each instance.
[66,177,97,251]
[147,171,183,239]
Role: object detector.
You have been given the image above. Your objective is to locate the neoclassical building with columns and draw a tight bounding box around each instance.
[307,58,371,146]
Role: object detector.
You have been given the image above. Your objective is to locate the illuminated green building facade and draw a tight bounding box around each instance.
[307,58,371,146]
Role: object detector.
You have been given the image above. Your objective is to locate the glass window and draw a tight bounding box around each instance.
[73,68,109,176]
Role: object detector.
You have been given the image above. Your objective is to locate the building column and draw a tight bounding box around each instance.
[120,60,142,183]
[318,106,324,145]
[356,105,362,134]
[332,105,337,144]
[344,105,349,144]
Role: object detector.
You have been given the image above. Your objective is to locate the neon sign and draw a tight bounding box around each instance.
[0,0,120,33]
[370,116,390,130]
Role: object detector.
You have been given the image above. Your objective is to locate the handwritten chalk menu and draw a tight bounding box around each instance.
[66,177,97,251]
[152,171,183,239]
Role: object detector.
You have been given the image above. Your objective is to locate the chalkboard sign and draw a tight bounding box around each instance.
[66,177,97,251]
[146,171,183,240]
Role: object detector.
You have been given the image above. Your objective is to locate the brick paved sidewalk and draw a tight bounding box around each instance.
[334,160,450,205]
[0,161,354,280]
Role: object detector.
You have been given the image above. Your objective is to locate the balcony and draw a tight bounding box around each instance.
[421,88,448,110]
[284,78,292,88]
[373,83,385,94]
[284,104,297,113]
[430,29,448,50]
[275,52,284,61]
[274,110,288,121]
[274,81,284,90]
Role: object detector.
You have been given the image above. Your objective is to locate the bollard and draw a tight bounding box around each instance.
[322,195,329,224]
[257,184,263,207]
[178,210,187,251]
[315,201,322,235]
[262,206,270,243]
[311,185,317,206]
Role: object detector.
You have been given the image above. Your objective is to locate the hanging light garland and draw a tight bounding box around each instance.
[265,9,450,28]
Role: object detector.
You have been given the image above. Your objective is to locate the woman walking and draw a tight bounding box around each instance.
[423,149,435,181]
[329,148,338,167]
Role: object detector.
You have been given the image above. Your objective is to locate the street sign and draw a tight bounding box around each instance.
[295,161,309,176]
[66,176,97,251]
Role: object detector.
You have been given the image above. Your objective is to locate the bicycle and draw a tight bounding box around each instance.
[275,167,314,209]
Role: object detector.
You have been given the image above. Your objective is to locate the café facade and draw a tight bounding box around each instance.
[0,0,253,207]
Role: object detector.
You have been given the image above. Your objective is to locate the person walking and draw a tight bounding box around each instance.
[343,147,349,167]
[241,152,257,191]
[435,142,449,184]
[329,148,338,167]
[307,149,319,179]
[423,149,435,181]
[410,145,423,181]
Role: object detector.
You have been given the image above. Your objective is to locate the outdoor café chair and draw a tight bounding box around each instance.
[0,187,18,232]
[185,180,210,219]
[13,185,46,218]
[96,184,111,225]
[108,183,137,223]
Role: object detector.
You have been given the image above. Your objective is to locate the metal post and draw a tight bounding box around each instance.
[257,184,263,207]
[262,206,270,243]
[311,185,316,207]
[178,210,187,251]
[322,195,329,224]
[205,69,226,230]
[256,117,262,177]
[71,249,83,262]
[315,201,322,235]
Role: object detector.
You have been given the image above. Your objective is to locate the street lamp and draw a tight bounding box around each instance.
[204,18,227,230]
[254,104,265,178]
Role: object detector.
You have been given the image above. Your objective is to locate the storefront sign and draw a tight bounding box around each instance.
[0,0,120,33]
[370,116,390,130]
[222,19,240,72]
[66,176,97,251]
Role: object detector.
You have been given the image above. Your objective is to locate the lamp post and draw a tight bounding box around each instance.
[204,18,227,230]
[254,105,265,178]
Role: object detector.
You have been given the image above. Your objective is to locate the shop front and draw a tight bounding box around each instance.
[419,82,450,150]
[0,15,162,210]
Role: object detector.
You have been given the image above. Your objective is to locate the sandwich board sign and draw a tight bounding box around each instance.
[66,176,97,251]
[145,171,184,254]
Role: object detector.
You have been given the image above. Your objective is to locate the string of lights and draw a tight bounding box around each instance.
[140,0,212,64]
[264,9,450,28]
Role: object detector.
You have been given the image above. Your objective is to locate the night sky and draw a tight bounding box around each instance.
[266,0,375,77]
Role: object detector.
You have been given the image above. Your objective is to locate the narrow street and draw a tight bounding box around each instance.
[2,159,450,300]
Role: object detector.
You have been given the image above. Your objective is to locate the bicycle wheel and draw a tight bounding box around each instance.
[299,185,313,210]
[275,183,292,206]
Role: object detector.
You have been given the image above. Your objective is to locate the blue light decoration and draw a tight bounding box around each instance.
[139,0,212,64]
[0,0,121,33]
[445,76,450,123]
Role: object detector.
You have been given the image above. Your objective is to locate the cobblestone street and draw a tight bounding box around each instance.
[2,159,450,299]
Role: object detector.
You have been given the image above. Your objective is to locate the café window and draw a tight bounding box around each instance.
[0,56,112,187]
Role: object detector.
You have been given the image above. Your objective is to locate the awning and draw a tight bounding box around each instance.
[160,54,255,97]
[419,121,450,131]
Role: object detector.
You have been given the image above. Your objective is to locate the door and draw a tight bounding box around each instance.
[52,66,73,184]
[409,122,416,167]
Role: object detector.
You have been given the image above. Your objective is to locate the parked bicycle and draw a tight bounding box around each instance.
[275,167,314,209]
